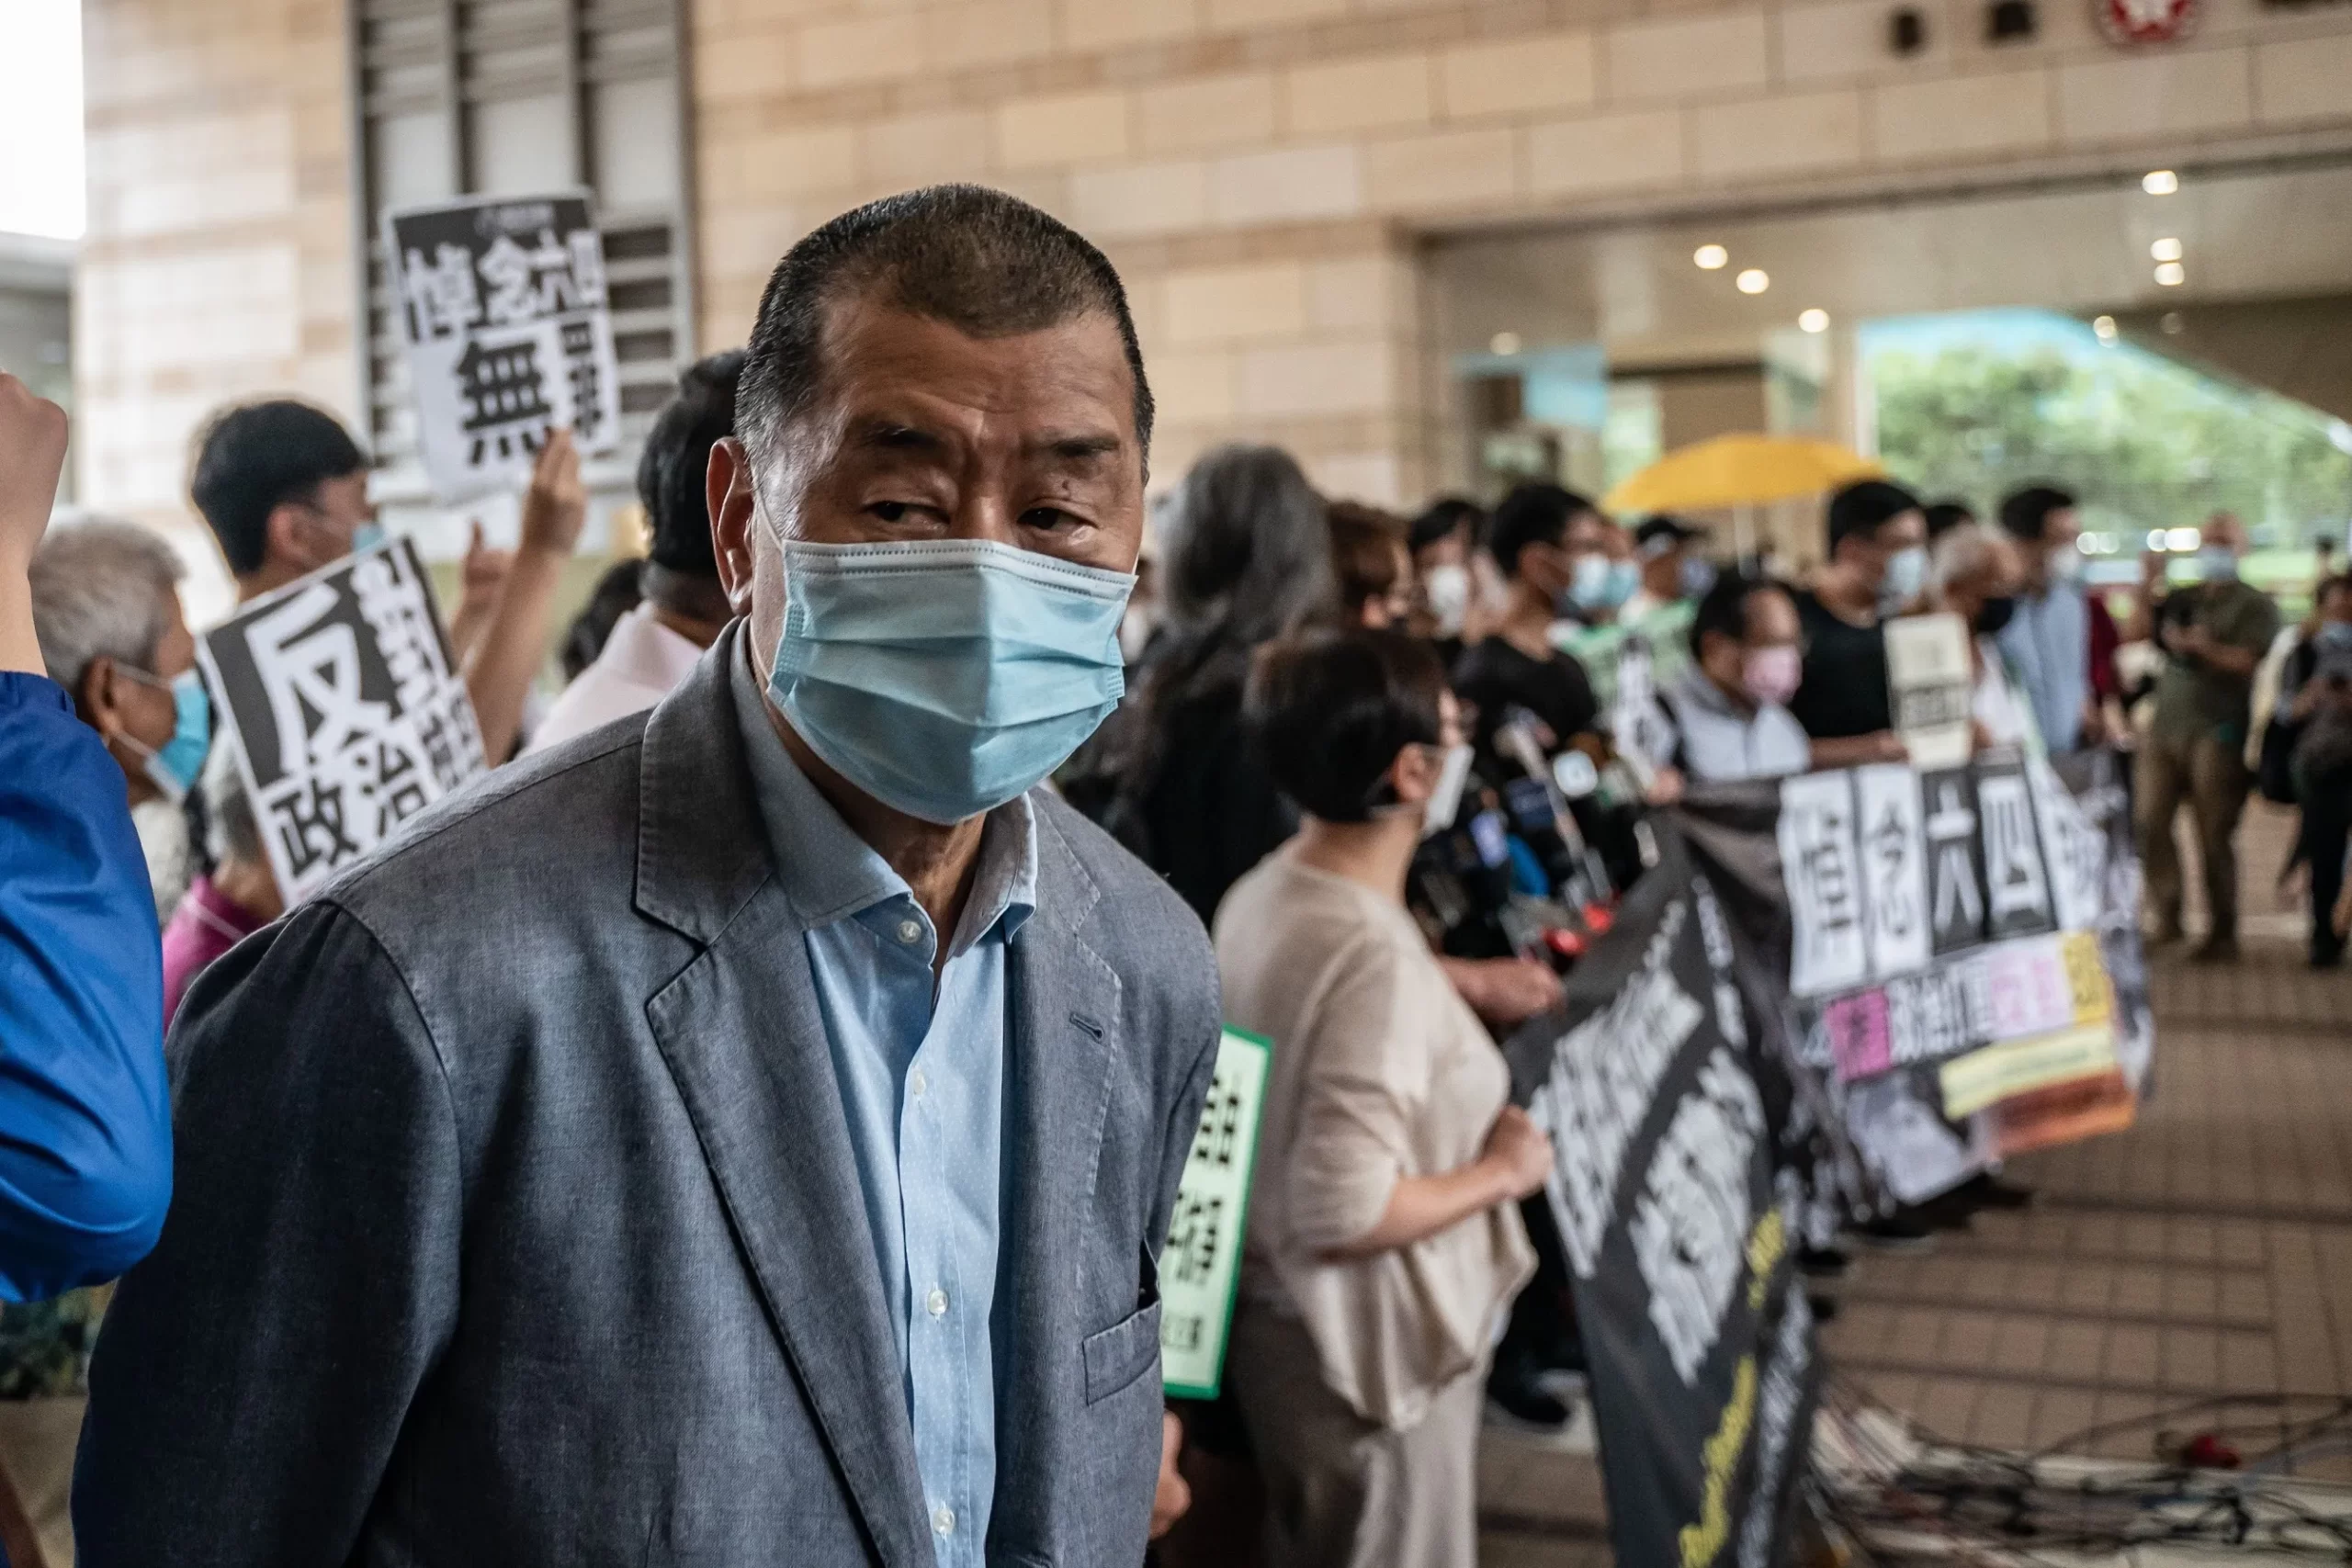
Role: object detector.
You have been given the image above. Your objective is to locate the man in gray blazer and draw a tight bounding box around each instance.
[77,186,1222,1566]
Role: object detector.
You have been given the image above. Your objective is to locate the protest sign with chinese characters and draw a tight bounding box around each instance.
[1503,834,1818,1568]
[1770,749,2150,1203]
[1160,1027,1271,1399]
[384,192,622,502]
[198,538,487,904]
[1884,613,1973,769]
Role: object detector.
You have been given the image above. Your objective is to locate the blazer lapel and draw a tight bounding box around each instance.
[991,808,1121,1553]
[634,628,931,1568]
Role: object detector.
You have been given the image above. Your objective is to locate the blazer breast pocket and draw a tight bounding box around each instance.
[1080,1300,1163,1405]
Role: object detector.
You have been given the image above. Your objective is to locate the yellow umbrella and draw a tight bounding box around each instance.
[1601,434,1884,516]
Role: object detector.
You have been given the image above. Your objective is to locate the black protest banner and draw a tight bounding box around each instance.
[383,191,623,502]
[198,537,487,903]
[1504,827,1818,1568]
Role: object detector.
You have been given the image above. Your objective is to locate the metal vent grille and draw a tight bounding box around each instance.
[346,0,696,526]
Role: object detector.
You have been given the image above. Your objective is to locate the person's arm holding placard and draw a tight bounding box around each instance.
[462,428,587,762]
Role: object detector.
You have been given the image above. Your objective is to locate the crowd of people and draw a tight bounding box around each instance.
[2,181,2347,1568]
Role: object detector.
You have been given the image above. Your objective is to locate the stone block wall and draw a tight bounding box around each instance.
[77,0,2352,532]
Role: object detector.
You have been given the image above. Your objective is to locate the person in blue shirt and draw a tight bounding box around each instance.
[0,374,173,1303]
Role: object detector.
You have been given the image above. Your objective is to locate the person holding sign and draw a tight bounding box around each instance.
[78,187,1219,1568]
[1789,479,1928,768]
[1216,628,1546,1568]
[187,398,586,761]
[1926,523,2035,750]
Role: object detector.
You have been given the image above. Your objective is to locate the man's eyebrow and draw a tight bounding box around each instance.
[1029,431,1124,463]
[851,421,949,455]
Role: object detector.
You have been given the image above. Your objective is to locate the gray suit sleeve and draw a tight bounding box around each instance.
[74,901,463,1567]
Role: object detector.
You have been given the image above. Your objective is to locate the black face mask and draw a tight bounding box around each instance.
[1973,595,2018,636]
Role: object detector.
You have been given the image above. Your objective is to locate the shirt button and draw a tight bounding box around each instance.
[896,918,922,944]
[927,1286,949,1318]
[909,1068,928,1100]
[933,1505,956,1537]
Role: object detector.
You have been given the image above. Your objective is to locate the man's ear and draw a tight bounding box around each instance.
[262,502,312,573]
[78,655,126,738]
[707,437,760,616]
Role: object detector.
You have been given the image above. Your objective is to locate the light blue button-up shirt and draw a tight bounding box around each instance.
[1997,579,2089,753]
[730,649,1035,1567]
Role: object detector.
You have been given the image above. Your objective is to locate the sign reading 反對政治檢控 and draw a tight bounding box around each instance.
[1160,1027,1271,1400]
[198,537,486,904]
[383,191,623,503]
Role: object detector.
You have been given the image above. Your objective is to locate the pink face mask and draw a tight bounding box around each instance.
[1742,645,1803,706]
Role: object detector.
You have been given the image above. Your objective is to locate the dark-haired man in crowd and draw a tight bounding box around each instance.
[80,186,1218,1566]
[1661,573,1811,783]
[1995,485,2114,754]
[1451,482,1601,761]
[187,398,586,761]
[1406,496,1482,660]
[1788,479,1928,767]
[528,352,743,752]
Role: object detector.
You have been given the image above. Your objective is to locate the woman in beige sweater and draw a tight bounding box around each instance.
[1215,627,1553,1568]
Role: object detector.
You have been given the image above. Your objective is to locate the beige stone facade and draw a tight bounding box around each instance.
[77,0,356,538]
[79,0,2352,525]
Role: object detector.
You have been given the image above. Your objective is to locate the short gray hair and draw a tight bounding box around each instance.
[1928,521,2000,606]
[28,520,187,694]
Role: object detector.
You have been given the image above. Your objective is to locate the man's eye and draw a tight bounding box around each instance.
[869,501,911,523]
[1020,506,1074,531]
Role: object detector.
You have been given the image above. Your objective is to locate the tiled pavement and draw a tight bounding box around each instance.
[1475,802,2352,1560]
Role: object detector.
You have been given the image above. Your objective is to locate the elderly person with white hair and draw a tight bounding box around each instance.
[1927,521,2036,751]
[29,521,210,919]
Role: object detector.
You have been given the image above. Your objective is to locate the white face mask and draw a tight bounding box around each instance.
[1423,564,1470,636]
[1422,743,1476,838]
[2048,545,2085,583]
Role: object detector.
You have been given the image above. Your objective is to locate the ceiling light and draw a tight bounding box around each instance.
[1693,243,1729,270]
[2166,526,2202,552]
[1489,331,1522,355]
[2146,529,2168,551]
[1797,309,1829,333]
[2154,261,2186,287]
[2160,310,2186,335]
[2150,237,2183,263]
[2092,314,2118,344]
[1736,268,1770,295]
[2143,169,2178,195]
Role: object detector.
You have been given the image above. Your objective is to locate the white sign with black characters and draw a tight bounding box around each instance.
[198,538,486,903]
[384,191,622,502]
[1884,613,1973,770]
[1921,768,1988,954]
[1853,763,1930,982]
[1779,771,1868,998]
[1975,761,2055,939]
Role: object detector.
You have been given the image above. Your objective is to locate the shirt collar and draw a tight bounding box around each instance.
[727,636,1037,952]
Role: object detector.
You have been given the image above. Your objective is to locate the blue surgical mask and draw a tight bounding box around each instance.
[1880,545,1928,605]
[353,523,388,556]
[2317,620,2352,649]
[768,537,1134,824]
[1569,555,1639,612]
[117,667,212,804]
[2197,547,2237,581]
[1679,556,1718,601]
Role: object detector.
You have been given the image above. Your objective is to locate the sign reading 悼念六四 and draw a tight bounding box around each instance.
[198,537,487,904]
[1771,749,2151,1203]
[383,191,623,502]
[1505,831,1818,1568]
[1161,1026,1272,1400]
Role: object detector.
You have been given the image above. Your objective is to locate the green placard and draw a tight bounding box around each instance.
[1159,1026,1272,1400]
